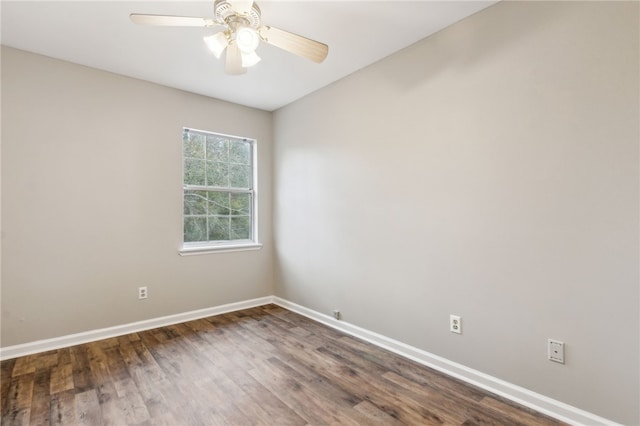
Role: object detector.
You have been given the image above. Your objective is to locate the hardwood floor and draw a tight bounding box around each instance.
[1,305,565,425]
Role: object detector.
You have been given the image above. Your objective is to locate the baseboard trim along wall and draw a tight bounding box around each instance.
[272,297,620,426]
[0,296,620,426]
[0,296,273,361]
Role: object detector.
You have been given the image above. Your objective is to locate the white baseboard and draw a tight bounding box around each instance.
[0,296,274,361]
[271,297,621,426]
[0,295,620,426]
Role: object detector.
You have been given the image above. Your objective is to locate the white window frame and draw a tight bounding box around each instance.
[179,128,261,255]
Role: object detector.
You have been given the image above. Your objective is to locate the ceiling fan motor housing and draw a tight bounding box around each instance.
[214,0,261,28]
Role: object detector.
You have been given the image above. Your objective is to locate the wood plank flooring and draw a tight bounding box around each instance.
[1,305,565,425]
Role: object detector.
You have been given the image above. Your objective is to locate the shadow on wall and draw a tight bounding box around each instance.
[380,1,564,91]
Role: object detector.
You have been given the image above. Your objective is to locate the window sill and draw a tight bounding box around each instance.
[179,243,263,256]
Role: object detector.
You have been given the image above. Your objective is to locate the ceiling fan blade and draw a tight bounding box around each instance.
[259,26,328,63]
[130,14,215,27]
[225,42,247,75]
[228,0,254,15]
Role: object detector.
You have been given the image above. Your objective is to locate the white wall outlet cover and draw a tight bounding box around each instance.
[450,315,462,334]
[548,339,564,364]
[138,286,148,300]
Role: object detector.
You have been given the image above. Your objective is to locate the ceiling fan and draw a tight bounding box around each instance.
[130,0,329,75]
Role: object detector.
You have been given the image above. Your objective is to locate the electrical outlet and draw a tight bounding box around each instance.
[548,339,564,364]
[450,315,462,334]
[138,286,148,300]
[333,310,341,320]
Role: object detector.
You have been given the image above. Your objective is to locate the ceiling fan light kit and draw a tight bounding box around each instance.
[240,49,262,68]
[236,27,260,53]
[130,0,329,75]
[203,32,229,59]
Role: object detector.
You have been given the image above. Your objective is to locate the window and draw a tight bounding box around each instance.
[181,128,259,254]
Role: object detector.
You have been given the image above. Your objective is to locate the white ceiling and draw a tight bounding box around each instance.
[1,1,498,111]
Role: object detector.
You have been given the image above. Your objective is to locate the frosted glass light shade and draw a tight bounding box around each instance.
[241,50,261,67]
[204,32,229,58]
[235,27,260,53]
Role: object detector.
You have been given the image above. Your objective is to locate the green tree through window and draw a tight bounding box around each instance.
[182,129,256,249]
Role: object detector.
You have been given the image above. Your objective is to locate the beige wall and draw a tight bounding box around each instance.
[1,47,274,346]
[2,1,639,423]
[273,1,639,424]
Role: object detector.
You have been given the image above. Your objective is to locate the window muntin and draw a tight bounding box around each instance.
[182,128,257,250]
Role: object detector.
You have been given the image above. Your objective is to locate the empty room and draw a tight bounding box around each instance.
[1,1,638,425]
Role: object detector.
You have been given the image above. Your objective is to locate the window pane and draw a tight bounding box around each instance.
[230,164,250,188]
[207,136,228,163]
[208,192,230,215]
[183,133,205,159]
[183,129,256,247]
[230,193,251,215]
[184,190,207,215]
[184,217,207,242]
[230,216,251,240]
[230,140,250,165]
[207,161,229,187]
[208,216,229,240]
[184,159,206,186]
